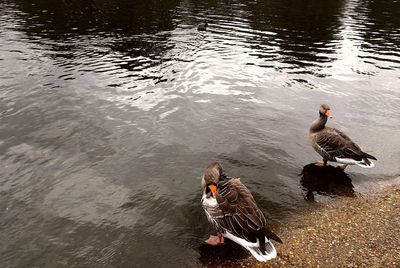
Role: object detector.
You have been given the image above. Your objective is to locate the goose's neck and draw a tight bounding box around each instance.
[310,115,327,133]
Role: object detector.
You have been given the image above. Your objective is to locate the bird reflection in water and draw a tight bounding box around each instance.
[300,164,356,201]
[198,240,249,267]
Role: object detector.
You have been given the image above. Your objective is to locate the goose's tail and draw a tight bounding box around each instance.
[225,232,278,262]
[336,152,376,168]
[356,158,375,168]
[356,152,377,168]
[246,237,277,262]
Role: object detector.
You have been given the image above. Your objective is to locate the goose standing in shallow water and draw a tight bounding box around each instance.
[309,104,377,169]
[201,162,282,262]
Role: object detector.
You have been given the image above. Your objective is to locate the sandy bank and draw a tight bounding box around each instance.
[199,184,400,267]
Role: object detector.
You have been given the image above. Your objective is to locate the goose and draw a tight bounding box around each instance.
[197,22,208,31]
[201,162,282,262]
[309,104,377,169]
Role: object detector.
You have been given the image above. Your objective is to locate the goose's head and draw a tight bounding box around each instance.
[201,161,222,198]
[319,104,333,118]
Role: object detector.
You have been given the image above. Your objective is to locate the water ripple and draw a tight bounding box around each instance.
[1,0,400,267]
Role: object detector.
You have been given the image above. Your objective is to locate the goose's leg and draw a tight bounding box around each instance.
[205,232,224,245]
[217,232,224,244]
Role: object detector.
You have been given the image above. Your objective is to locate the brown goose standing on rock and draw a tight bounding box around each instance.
[309,104,377,169]
[201,162,282,262]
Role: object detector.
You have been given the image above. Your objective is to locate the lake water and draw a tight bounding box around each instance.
[1,0,399,267]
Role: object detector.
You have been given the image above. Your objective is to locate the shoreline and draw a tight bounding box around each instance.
[199,184,400,267]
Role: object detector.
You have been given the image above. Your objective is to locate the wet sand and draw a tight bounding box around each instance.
[200,184,400,267]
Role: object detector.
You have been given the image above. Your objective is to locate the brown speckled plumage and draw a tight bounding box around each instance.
[201,162,281,260]
[309,104,377,167]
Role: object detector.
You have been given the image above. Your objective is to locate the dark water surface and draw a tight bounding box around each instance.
[1,0,400,267]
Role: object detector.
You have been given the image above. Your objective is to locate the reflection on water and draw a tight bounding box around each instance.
[197,208,281,266]
[356,0,400,70]
[1,0,400,267]
[300,164,356,201]
[246,0,345,75]
[198,241,249,267]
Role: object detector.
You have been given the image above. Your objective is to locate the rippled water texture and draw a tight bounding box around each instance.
[1,0,400,267]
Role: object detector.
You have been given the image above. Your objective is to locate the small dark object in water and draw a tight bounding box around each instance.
[197,22,208,31]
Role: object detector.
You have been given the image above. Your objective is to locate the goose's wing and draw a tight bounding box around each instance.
[315,128,365,161]
[213,178,279,242]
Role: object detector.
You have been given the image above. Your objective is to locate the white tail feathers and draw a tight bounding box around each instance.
[356,159,375,168]
[247,239,277,262]
[224,232,277,262]
[335,157,375,168]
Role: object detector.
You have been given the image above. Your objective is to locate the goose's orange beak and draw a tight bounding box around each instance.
[325,110,333,118]
[208,185,217,198]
